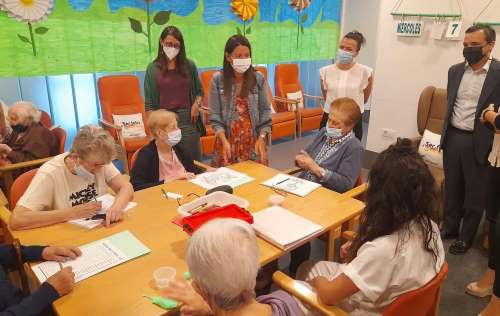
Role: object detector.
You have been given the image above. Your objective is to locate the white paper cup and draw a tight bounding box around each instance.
[153,266,176,289]
[269,194,285,206]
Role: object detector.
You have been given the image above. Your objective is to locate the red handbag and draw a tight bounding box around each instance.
[180,204,254,235]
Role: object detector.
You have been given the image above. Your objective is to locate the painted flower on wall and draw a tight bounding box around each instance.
[231,0,258,36]
[289,0,310,13]
[1,0,53,56]
[289,0,311,48]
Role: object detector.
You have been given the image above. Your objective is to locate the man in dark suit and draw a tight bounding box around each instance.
[440,24,500,255]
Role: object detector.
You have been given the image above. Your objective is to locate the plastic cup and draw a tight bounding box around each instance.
[153,266,176,289]
[269,194,285,206]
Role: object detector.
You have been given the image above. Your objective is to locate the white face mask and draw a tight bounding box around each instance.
[232,58,252,74]
[74,164,95,182]
[163,46,179,60]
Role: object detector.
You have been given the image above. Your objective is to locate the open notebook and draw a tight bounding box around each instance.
[252,206,323,250]
[32,230,150,283]
[261,174,321,197]
[190,167,254,190]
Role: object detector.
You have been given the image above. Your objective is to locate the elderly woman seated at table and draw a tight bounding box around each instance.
[130,109,204,191]
[0,101,55,166]
[10,125,133,230]
[295,97,363,193]
[163,218,303,316]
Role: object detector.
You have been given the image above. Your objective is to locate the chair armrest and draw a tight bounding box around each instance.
[99,119,122,131]
[0,205,10,224]
[0,157,52,172]
[272,271,348,316]
[194,160,212,171]
[340,183,368,200]
[342,230,357,241]
[272,96,300,104]
[303,94,324,101]
[283,166,302,175]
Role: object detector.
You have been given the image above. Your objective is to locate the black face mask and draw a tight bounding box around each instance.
[463,46,485,65]
[11,124,28,133]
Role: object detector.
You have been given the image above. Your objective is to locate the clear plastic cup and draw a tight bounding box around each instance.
[153,266,176,289]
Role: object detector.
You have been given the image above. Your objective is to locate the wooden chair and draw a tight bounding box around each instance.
[272,271,348,316]
[254,66,297,144]
[274,64,324,137]
[97,75,150,173]
[199,70,218,156]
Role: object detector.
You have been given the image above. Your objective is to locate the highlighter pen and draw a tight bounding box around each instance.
[275,178,289,186]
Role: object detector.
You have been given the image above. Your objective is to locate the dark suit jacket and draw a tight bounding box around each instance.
[440,59,500,164]
[130,140,203,191]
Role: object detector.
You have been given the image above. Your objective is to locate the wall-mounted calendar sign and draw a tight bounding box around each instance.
[445,21,462,40]
[396,21,424,37]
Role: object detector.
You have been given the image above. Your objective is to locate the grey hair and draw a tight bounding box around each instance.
[10,101,41,124]
[187,219,260,311]
[71,125,116,162]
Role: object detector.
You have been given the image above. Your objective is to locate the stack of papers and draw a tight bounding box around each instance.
[190,167,254,190]
[32,230,150,283]
[68,194,137,229]
[252,206,323,250]
[261,174,321,197]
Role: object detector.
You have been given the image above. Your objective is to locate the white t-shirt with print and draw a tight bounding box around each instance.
[319,63,373,114]
[17,153,121,212]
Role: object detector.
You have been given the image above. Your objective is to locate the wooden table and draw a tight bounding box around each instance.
[11,161,365,316]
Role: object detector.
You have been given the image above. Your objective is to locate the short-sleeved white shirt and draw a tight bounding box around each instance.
[339,220,445,315]
[319,63,373,114]
[17,153,120,211]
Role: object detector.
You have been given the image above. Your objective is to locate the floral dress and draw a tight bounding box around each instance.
[212,97,268,167]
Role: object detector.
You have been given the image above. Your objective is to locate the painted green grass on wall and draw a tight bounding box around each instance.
[0,0,339,77]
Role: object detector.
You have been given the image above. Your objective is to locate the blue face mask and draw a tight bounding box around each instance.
[336,49,353,64]
[74,164,95,182]
[326,127,343,139]
[165,129,182,146]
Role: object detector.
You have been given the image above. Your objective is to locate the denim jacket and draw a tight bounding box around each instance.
[209,70,272,138]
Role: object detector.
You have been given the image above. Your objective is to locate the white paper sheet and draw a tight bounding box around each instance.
[261,174,321,197]
[190,167,254,189]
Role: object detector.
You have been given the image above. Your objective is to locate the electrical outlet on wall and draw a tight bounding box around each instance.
[382,128,397,139]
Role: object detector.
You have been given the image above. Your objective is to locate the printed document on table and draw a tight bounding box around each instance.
[190,167,254,189]
[261,173,321,197]
[32,230,150,283]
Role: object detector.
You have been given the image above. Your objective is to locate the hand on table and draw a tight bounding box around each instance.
[42,246,81,262]
[162,280,212,316]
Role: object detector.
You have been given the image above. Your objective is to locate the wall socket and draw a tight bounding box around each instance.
[382,128,397,139]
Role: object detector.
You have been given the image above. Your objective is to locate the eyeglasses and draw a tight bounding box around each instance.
[165,42,181,49]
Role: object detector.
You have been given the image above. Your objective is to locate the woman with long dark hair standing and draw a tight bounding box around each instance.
[295,139,445,316]
[144,26,204,161]
[209,35,272,167]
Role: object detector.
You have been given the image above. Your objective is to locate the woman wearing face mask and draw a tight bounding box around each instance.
[144,26,204,162]
[289,98,363,276]
[319,31,373,141]
[130,110,204,191]
[209,35,272,167]
[9,125,134,230]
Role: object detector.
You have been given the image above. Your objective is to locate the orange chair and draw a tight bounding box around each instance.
[254,66,297,143]
[383,262,449,316]
[9,168,38,210]
[39,110,52,129]
[129,146,143,171]
[51,126,67,154]
[200,70,218,156]
[274,64,324,137]
[97,75,150,173]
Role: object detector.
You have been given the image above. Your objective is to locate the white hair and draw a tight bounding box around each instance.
[187,218,260,311]
[10,101,41,124]
[71,125,116,162]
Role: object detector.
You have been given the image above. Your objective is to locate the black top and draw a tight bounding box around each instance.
[0,244,59,316]
[130,140,203,191]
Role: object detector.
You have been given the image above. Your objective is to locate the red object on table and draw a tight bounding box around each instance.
[180,204,254,235]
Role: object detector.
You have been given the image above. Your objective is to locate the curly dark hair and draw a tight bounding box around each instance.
[347,138,440,267]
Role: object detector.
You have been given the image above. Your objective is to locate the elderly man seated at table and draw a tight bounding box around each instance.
[295,97,363,193]
[9,125,133,230]
[163,218,304,316]
[0,101,55,167]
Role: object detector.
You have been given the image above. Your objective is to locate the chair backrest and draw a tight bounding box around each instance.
[97,75,147,139]
[50,126,67,154]
[129,146,143,170]
[255,66,279,113]
[9,168,38,209]
[274,64,303,112]
[383,262,449,316]
[39,110,52,129]
[200,70,218,124]
[417,86,447,136]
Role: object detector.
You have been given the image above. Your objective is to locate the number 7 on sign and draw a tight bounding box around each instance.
[446,21,462,39]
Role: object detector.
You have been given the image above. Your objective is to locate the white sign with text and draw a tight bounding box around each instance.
[396,21,423,37]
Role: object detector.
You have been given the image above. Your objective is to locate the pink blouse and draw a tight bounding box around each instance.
[158,149,186,182]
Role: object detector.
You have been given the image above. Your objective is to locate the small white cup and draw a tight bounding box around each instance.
[269,194,285,206]
[153,266,176,289]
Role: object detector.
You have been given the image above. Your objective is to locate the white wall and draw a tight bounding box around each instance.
[342,0,500,153]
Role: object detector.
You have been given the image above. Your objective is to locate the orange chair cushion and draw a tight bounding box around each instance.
[301,107,323,118]
[272,112,296,124]
[124,137,151,154]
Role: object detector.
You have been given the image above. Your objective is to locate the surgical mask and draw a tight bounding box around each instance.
[163,46,180,60]
[11,124,28,133]
[165,129,182,146]
[232,58,252,74]
[74,164,95,182]
[463,46,485,65]
[336,49,354,64]
[326,126,343,139]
